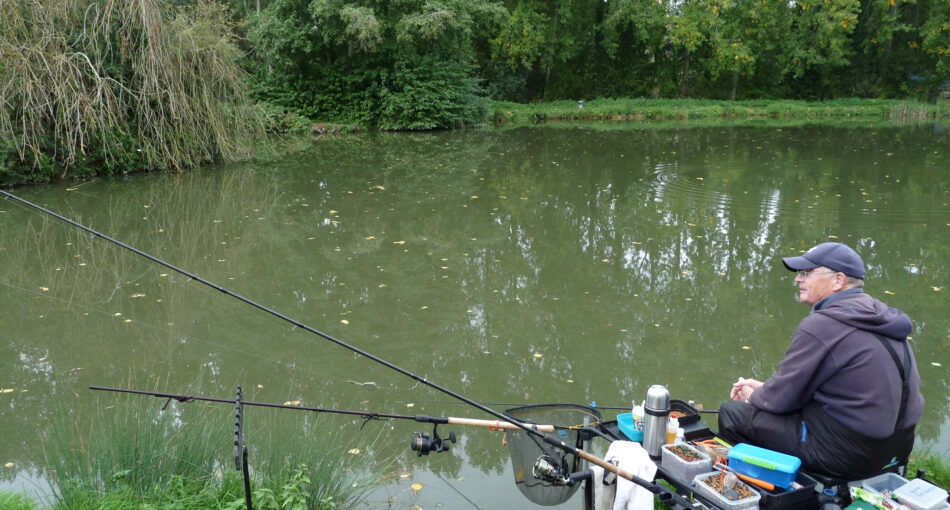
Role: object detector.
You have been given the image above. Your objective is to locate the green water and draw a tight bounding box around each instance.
[2,123,949,508]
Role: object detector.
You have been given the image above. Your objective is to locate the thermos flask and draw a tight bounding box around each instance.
[642,384,670,459]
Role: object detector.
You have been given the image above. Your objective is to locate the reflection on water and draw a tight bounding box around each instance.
[2,123,949,508]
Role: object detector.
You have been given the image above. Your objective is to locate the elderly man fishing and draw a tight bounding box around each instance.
[718,242,924,479]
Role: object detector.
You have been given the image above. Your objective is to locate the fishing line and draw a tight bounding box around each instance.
[0,190,541,429]
[0,200,403,398]
[2,189,695,506]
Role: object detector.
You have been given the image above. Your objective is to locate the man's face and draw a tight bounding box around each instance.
[794,267,840,306]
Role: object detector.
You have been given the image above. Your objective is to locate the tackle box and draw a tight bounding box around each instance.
[757,472,819,509]
[728,443,801,490]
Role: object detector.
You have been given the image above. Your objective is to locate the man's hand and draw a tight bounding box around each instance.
[730,377,763,402]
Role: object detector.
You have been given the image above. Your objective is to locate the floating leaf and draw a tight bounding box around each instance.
[40,286,49,292]
[933,362,942,367]
[347,448,361,455]
[566,379,574,383]
[329,210,338,214]
[4,462,13,468]
[399,473,412,478]
[932,287,942,291]
[1,389,13,394]
[411,482,423,491]
[742,346,751,350]
[393,240,406,245]
[341,319,349,325]
[406,403,415,408]
[533,353,543,358]
[884,290,896,295]
[130,293,146,298]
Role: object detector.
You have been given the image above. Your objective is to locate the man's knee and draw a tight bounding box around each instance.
[717,400,747,442]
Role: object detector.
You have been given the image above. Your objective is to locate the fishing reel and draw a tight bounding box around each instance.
[532,455,573,486]
[410,424,456,456]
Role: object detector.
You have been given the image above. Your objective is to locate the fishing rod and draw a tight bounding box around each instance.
[89,385,562,456]
[2,189,693,508]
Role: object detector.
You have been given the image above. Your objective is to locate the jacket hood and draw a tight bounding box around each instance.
[816,292,912,340]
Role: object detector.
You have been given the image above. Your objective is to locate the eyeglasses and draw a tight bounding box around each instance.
[797,269,838,279]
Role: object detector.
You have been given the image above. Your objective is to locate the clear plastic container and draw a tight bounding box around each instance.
[693,472,761,510]
[660,443,712,483]
[893,478,949,510]
[862,472,908,497]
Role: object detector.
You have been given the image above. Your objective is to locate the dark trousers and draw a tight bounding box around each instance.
[717,400,915,480]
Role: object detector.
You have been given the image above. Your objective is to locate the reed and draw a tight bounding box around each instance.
[40,385,390,510]
[0,0,265,183]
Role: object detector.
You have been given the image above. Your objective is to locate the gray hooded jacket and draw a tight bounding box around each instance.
[748,289,924,439]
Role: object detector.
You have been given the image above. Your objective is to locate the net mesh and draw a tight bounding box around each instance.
[504,404,602,506]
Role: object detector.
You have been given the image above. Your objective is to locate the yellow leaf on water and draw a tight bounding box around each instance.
[533,353,543,358]
[1,389,13,394]
[566,379,574,383]
[347,448,361,455]
[932,287,942,291]
[742,346,751,350]
[411,483,423,491]
[406,403,415,408]
[341,319,349,324]
[4,462,13,468]
[329,210,338,214]
[394,240,406,245]
[40,287,49,292]
[932,362,942,367]
[884,290,896,295]
[471,195,478,199]
[365,236,376,240]
[399,473,412,478]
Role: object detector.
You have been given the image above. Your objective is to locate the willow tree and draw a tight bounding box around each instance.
[0,0,264,185]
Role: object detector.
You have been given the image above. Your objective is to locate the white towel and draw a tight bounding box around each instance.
[590,465,618,510]
[606,441,657,510]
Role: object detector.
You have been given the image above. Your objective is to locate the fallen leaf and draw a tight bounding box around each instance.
[884,290,896,295]
[4,462,13,468]
[933,362,942,367]
[1,389,13,394]
[394,240,406,245]
[40,286,49,292]
[411,482,423,491]
[341,319,349,325]
[366,236,376,240]
[406,403,415,408]
[533,353,543,358]
[742,346,751,350]
[566,379,574,383]
[932,287,942,291]
[347,448,361,455]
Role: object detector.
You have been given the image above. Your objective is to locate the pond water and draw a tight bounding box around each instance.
[2,122,949,509]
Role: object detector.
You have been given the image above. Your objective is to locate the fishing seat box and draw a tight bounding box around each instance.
[728,443,801,491]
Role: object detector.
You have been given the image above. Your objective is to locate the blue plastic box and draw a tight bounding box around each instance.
[728,443,801,490]
[616,413,644,442]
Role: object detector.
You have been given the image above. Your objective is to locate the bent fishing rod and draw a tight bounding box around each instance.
[2,189,691,507]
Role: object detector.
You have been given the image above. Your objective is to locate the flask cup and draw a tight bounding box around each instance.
[642,384,670,459]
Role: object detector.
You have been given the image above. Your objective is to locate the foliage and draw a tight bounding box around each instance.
[0,0,265,185]
[0,491,36,510]
[244,0,502,130]
[908,448,950,490]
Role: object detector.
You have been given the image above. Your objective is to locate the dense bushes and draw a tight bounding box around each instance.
[0,0,265,186]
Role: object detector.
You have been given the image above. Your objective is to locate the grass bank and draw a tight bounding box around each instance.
[2,389,392,510]
[490,98,950,126]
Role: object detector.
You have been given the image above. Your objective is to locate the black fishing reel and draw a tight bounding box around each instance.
[410,424,456,456]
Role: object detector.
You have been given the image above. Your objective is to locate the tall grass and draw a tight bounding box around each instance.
[42,388,391,509]
[0,0,265,183]
[0,491,37,510]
